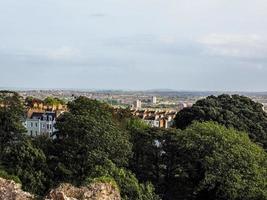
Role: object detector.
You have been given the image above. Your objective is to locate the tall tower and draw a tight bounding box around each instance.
[152,96,157,104]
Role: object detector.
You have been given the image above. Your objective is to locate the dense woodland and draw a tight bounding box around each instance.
[0,91,266,200]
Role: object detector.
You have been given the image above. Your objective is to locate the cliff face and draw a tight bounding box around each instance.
[0,177,34,200]
[0,177,121,200]
[45,182,121,200]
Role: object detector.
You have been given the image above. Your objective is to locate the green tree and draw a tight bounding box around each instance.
[129,122,267,200]
[0,91,26,158]
[1,136,48,194]
[44,96,65,106]
[163,122,267,200]
[53,97,132,185]
[129,127,179,197]
[0,91,25,134]
[175,94,267,149]
[0,91,50,195]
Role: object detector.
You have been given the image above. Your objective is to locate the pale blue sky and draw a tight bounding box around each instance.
[1,0,267,91]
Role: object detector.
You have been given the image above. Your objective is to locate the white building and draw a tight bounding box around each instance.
[178,102,188,111]
[152,96,157,104]
[144,116,160,127]
[134,100,142,109]
[24,111,57,138]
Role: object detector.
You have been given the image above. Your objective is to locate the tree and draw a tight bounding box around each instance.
[0,91,49,195]
[1,136,48,195]
[0,91,25,134]
[0,91,26,158]
[129,122,267,200]
[163,122,267,200]
[174,94,267,149]
[43,96,65,106]
[53,97,132,185]
[129,126,181,198]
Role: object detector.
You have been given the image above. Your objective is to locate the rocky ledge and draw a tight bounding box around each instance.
[0,177,34,200]
[45,182,121,200]
[0,177,121,200]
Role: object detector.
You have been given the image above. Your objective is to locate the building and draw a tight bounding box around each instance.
[24,111,57,138]
[133,100,142,109]
[152,96,157,104]
[144,116,160,127]
[178,102,188,111]
[132,109,177,128]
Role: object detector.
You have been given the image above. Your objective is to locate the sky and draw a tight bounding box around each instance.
[1,0,267,91]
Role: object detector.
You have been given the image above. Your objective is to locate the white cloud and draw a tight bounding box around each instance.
[198,34,267,60]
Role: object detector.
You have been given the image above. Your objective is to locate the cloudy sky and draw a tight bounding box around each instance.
[1,0,267,91]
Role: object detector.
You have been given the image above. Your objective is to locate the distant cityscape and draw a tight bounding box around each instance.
[17,89,267,110]
[11,89,267,138]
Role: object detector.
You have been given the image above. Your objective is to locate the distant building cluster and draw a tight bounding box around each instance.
[132,109,177,128]
[132,96,157,109]
[21,94,193,138]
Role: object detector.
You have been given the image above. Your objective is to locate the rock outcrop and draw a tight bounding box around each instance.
[0,177,34,200]
[0,177,120,200]
[45,182,121,200]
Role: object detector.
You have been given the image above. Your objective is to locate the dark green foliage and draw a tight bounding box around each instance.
[175,94,267,149]
[52,97,132,184]
[0,91,26,134]
[129,127,178,197]
[87,160,160,200]
[1,137,48,194]
[129,122,267,200]
[0,91,48,195]
[169,122,267,200]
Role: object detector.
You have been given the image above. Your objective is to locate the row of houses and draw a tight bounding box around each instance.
[132,109,177,128]
[23,109,177,140]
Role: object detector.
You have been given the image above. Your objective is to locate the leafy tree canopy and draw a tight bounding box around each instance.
[53,97,132,184]
[43,96,65,106]
[129,122,267,200]
[166,122,267,200]
[0,91,25,134]
[175,94,267,149]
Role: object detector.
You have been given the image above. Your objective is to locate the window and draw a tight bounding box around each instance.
[30,122,33,127]
[35,122,38,127]
[30,130,33,137]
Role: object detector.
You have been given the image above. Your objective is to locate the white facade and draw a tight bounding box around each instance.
[152,96,157,104]
[134,100,142,109]
[24,112,57,138]
[144,119,160,128]
[178,102,188,110]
